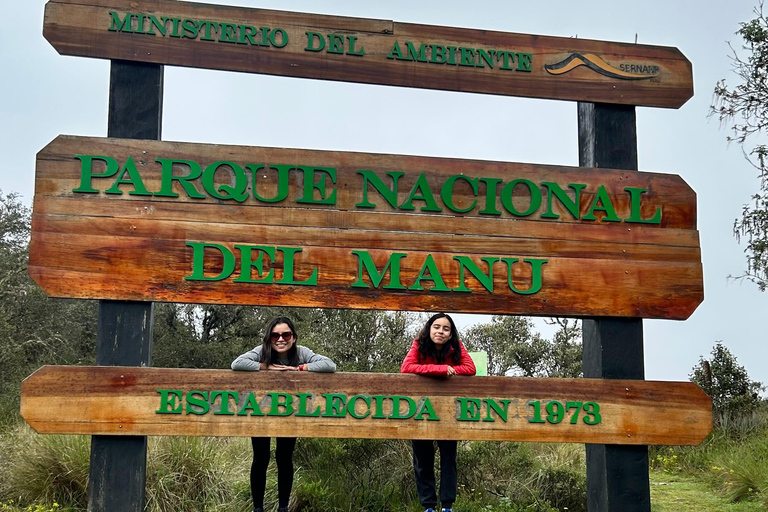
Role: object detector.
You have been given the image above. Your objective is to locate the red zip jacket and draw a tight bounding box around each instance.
[400,339,477,376]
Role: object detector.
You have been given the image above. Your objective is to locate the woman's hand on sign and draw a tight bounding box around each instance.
[266,364,303,371]
[446,366,457,377]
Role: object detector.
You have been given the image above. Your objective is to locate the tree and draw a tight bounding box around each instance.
[690,342,765,420]
[711,2,768,290]
[544,318,582,378]
[0,191,97,423]
[462,316,582,377]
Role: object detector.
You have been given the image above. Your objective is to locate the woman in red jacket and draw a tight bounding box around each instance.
[401,313,476,512]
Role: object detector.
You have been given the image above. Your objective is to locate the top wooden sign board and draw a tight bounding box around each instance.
[44,0,693,108]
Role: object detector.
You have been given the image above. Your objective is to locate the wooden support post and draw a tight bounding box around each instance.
[578,103,651,512]
[87,61,162,512]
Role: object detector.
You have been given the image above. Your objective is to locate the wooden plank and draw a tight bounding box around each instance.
[29,135,704,319]
[21,366,712,445]
[43,0,693,108]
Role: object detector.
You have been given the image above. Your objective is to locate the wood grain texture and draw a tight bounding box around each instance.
[43,0,693,108]
[21,366,712,445]
[29,135,704,319]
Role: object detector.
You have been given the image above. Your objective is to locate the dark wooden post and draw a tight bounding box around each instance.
[87,60,163,512]
[578,102,651,512]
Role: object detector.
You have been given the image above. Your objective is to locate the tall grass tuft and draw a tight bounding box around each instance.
[0,425,89,510]
[145,436,252,512]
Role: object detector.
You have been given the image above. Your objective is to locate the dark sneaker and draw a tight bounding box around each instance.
[424,509,436,512]
[441,508,453,512]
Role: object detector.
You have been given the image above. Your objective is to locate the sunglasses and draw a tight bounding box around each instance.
[269,331,294,341]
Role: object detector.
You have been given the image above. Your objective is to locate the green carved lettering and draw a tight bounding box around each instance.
[389,396,416,419]
[249,164,290,203]
[476,49,495,68]
[456,397,481,421]
[219,22,237,43]
[233,245,275,283]
[447,46,458,65]
[133,14,150,34]
[198,20,218,41]
[154,158,205,198]
[356,170,404,208]
[276,247,318,286]
[371,395,388,419]
[387,41,404,60]
[453,256,499,293]
[478,177,502,215]
[501,179,541,217]
[400,173,441,212]
[305,31,325,51]
[237,24,258,45]
[459,47,476,67]
[517,53,533,72]
[297,166,337,205]
[430,44,447,64]
[483,398,512,422]
[405,42,428,62]
[201,161,248,202]
[104,156,151,196]
[351,251,406,289]
[497,51,515,70]
[502,258,547,295]
[415,397,439,421]
[181,19,198,39]
[346,36,365,56]
[441,175,478,213]
[147,15,166,36]
[185,242,236,281]
[409,254,450,292]
[625,187,662,224]
[185,390,210,415]
[165,17,182,38]
[211,390,238,415]
[322,393,347,418]
[108,11,134,33]
[73,155,120,193]
[541,182,586,220]
[327,33,344,54]
[347,395,372,419]
[269,28,288,48]
[237,392,264,416]
[296,393,322,417]
[267,392,294,416]
[583,185,621,222]
[156,389,182,414]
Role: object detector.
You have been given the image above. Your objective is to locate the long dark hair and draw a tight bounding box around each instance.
[417,313,461,365]
[260,316,300,367]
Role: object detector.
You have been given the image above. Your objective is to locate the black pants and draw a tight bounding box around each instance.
[250,437,297,510]
[411,439,457,509]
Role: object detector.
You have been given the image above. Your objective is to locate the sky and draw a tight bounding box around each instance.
[2,0,767,390]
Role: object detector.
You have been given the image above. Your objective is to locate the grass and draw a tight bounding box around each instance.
[650,473,764,512]
[1,415,766,512]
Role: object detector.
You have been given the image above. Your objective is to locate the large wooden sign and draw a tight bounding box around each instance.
[30,135,703,319]
[30,135,703,318]
[21,366,712,445]
[43,0,693,108]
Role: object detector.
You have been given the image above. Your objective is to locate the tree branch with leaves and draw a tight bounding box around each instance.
[712,1,768,290]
